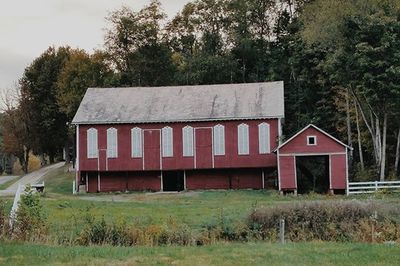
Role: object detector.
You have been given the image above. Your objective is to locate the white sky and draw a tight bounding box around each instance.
[0,0,190,90]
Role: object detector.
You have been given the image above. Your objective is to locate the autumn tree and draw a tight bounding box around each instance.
[20,46,71,163]
[1,86,34,173]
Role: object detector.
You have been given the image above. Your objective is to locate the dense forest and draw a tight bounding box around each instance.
[1,0,400,180]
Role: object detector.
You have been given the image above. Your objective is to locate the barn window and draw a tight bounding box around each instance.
[87,128,98,158]
[107,127,118,158]
[213,124,225,156]
[258,123,270,154]
[131,127,142,158]
[307,136,317,146]
[182,126,194,157]
[238,123,249,155]
[162,126,173,157]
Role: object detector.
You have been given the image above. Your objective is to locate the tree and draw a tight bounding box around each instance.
[1,86,34,173]
[57,50,116,121]
[301,0,400,180]
[20,46,71,163]
[105,0,175,86]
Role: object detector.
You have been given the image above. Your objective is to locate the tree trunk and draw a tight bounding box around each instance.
[351,90,380,169]
[379,114,387,181]
[23,147,30,174]
[395,128,400,176]
[346,88,353,159]
[354,101,364,171]
[64,142,70,165]
[49,154,55,164]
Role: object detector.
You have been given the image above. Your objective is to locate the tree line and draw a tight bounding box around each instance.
[1,0,399,180]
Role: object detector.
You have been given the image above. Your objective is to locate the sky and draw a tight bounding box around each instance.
[0,0,190,91]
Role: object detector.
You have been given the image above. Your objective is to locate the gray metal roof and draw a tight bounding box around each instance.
[72,81,285,124]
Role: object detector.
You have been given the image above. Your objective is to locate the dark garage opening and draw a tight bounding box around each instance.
[163,171,185,191]
[296,155,329,194]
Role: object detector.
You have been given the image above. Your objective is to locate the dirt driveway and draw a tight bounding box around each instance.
[0,162,64,197]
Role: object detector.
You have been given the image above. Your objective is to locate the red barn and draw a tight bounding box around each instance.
[72,82,284,192]
[276,124,351,195]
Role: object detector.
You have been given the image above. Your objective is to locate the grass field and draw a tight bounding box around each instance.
[1,241,399,266]
[0,175,21,190]
[1,164,400,265]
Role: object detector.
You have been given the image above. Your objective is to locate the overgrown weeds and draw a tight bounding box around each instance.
[1,195,400,247]
[12,187,48,241]
[248,200,400,243]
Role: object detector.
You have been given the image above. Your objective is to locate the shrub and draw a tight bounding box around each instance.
[248,200,400,243]
[12,187,48,241]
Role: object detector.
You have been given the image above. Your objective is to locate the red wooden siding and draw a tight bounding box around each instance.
[279,127,345,154]
[144,130,161,170]
[186,169,263,190]
[330,154,347,189]
[278,125,348,192]
[278,156,296,190]
[85,171,161,193]
[195,128,213,168]
[78,119,279,172]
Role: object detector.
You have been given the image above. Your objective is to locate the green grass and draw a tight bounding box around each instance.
[0,176,21,190]
[23,164,400,237]
[41,165,74,194]
[2,165,400,264]
[0,241,399,265]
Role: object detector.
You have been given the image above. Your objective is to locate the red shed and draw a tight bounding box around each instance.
[72,82,284,193]
[276,124,351,195]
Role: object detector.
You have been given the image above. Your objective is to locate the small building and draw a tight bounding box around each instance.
[276,124,351,194]
[72,82,284,192]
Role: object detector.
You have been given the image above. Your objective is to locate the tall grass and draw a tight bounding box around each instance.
[248,200,400,242]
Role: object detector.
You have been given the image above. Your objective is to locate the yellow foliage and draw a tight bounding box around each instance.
[13,152,42,175]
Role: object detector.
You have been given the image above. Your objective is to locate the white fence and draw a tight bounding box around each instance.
[347,180,400,195]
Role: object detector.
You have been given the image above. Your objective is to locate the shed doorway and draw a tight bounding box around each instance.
[163,171,185,191]
[296,155,329,194]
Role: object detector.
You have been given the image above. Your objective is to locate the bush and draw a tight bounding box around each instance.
[76,216,196,247]
[0,200,8,237]
[13,187,48,241]
[248,200,400,243]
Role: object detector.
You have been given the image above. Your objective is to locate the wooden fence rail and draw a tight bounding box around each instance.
[347,180,400,195]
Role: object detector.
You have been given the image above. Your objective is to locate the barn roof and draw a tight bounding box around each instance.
[72,81,284,124]
[275,124,353,151]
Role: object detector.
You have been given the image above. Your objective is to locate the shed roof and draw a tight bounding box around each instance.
[275,124,352,152]
[72,81,284,124]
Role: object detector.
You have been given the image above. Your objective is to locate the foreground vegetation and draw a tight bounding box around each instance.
[1,166,400,248]
[0,165,399,266]
[0,241,399,266]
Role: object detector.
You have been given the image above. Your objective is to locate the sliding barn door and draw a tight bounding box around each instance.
[195,128,213,168]
[143,130,161,170]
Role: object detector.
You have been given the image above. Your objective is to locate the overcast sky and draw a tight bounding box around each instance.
[0,0,190,91]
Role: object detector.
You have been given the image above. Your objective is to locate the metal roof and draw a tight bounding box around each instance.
[72,81,284,124]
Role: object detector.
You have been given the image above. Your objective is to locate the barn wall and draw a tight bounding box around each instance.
[279,127,346,154]
[186,169,264,190]
[330,154,347,189]
[279,156,296,190]
[87,172,98,193]
[78,119,279,172]
[87,171,162,193]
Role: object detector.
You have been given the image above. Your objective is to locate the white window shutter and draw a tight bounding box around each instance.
[238,124,249,155]
[162,126,173,157]
[213,125,225,155]
[182,126,194,157]
[258,123,270,154]
[131,127,142,158]
[87,128,98,158]
[107,128,118,158]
